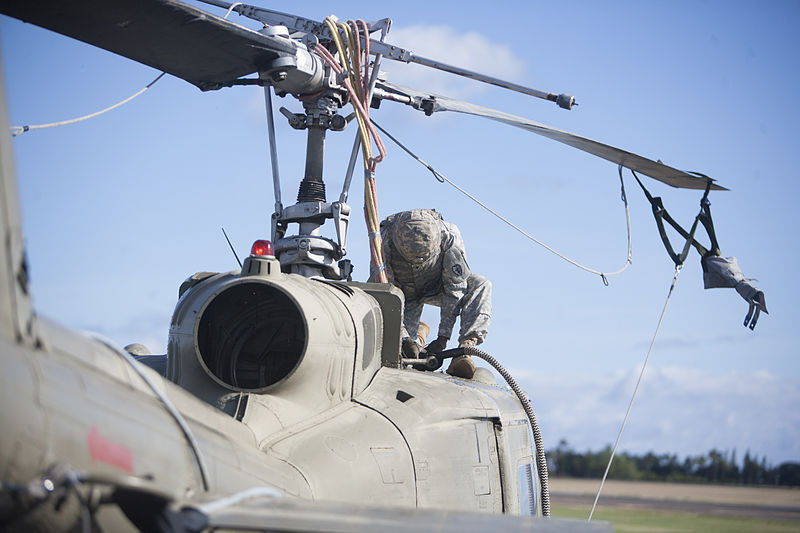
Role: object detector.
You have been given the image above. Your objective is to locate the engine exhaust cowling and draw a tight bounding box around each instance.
[168,254,391,425]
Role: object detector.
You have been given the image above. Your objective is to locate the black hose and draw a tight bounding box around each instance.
[436,347,550,516]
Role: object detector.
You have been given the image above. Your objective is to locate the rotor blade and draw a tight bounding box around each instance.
[1,0,297,91]
[376,82,726,191]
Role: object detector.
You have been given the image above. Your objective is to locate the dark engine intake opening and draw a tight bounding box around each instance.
[197,282,306,391]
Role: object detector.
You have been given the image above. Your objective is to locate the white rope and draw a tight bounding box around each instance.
[11,72,165,137]
[223,2,243,19]
[88,333,211,492]
[373,121,633,284]
[588,264,683,521]
[196,486,281,514]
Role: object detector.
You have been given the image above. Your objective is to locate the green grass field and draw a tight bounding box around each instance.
[553,504,799,533]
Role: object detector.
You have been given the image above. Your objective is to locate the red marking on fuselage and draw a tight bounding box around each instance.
[87,425,134,474]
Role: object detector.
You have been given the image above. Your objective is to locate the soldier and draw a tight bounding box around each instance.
[371,209,491,379]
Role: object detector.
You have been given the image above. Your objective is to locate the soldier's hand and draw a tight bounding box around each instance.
[425,336,448,354]
[402,338,420,358]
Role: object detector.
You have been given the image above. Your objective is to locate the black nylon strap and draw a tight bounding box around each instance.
[698,198,721,257]
[632,170,714,266]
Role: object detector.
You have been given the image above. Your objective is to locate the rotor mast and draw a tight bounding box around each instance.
[267,88,353,280]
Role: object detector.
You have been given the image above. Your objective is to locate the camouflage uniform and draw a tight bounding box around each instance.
[372,209,491,346]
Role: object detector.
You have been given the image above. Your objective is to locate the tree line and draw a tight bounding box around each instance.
[547,440,800,487]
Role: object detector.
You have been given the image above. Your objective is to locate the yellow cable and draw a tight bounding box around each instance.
[339,21,371,167]
[339,22,361,97]
[325,19,348,72]
[326,18,372,168]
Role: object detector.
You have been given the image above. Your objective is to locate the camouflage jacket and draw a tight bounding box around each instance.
[376,209,470,340]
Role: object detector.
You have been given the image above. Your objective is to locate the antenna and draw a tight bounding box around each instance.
[221,227,242,268]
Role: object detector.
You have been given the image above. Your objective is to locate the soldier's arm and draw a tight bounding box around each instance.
[438,245,470,339]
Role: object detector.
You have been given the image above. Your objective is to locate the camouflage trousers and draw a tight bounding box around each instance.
[403,274,492,345]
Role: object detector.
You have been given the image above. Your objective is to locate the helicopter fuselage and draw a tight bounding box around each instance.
[0,253,540,531]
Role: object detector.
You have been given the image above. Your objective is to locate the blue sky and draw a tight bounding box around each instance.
[2,1,798,464]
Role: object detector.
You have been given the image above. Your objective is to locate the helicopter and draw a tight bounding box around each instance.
[0,0,771,531]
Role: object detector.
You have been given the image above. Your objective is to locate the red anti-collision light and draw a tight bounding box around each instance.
[250,240,274,257]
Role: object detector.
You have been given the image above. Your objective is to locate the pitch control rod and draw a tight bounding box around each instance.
[407,55,575,110]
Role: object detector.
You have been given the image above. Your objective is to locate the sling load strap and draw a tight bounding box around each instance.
[694,176,722,258]
[631,170,713,266]
[634,171,767,329]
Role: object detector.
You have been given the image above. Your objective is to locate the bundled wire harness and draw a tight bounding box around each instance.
[314,18,388,282]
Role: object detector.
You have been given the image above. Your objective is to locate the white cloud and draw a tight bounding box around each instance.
[515,366,800,464]
[381,25,527,99]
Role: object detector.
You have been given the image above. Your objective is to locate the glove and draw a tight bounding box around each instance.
[402,338,420,358]
[425,336,448,354]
